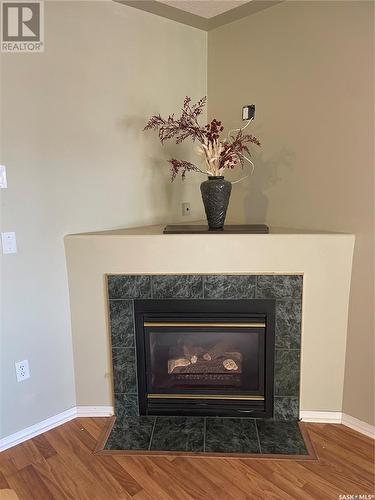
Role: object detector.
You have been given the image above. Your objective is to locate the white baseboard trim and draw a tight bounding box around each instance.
[300,411,343,423]
[0,406,114,452]
[300,411,375,439]
[76,406,114,417]
[0,407,77,452]
[341,413,375,439]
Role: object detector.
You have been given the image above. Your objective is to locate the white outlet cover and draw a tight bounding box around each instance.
[0,165,7,188]
[182,202,191,216]
[1,232,17,254]
[15,360,30,382]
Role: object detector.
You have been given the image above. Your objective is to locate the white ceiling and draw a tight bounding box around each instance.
[157,0,251,19]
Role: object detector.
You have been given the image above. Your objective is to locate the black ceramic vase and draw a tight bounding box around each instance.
[200,176,232,230]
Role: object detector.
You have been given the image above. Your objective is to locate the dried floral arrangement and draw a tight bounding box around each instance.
[144,96,261,181]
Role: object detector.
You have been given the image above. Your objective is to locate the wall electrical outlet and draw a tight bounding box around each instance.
[242,104,255,121]
[1,232,17,254]
[182,202,191,216]
[0,165,7,188]
[15,360,30,382]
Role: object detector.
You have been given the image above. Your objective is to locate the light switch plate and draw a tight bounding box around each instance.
[1,232,17,254]
[0,165,7,188]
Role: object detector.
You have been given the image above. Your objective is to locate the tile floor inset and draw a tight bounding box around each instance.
[256,420,308,455]
[205,417,259,453]
[103,416,309,456]
[105,416,155,451]
[150,416,204,452]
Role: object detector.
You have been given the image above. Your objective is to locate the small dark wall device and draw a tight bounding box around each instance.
[242,105,255,121]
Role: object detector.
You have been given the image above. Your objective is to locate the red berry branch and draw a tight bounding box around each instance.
[144,96,261,180]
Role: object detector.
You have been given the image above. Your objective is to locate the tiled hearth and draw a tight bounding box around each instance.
[108,274,302,420]
[103,416,308,455]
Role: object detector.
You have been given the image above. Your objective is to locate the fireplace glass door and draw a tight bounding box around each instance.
[134,299,275,418]
[146,324,264,395]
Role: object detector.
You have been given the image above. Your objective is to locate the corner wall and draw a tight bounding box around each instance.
[208,1,374,425]
[1,0,373,440]
[0,0,207,438]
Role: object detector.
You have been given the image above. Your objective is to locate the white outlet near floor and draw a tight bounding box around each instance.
[182,202,191,216]
[15,360,30,382]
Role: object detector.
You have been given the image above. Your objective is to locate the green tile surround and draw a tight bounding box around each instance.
[107,274,303,422]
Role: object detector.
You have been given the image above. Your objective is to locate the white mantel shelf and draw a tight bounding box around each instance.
[64,223,355,417]
[67,223,347,237]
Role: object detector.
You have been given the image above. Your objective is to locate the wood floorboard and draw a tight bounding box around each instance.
[184,457,250,500]
[30,458,73,500]
[114,457,175,500]
[0,490,20,500]
[75,419,102,442]
[0,418,373,500]
[153,456,226,499]
[135,457,196,500]
[0,471,10,490]
[224,458,299,499]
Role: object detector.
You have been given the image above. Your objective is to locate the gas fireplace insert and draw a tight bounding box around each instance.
[134,299,275,418]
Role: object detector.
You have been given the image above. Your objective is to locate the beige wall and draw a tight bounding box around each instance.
[208,1,374,425]
[0,1,207,437]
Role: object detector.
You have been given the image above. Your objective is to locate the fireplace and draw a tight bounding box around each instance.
[134,299,275,418]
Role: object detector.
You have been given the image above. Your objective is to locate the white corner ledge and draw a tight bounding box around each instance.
[65,224,355,419]
[0,406,114,452]
[300,411,375,439]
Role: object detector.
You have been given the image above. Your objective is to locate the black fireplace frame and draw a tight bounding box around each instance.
[134,299,276,418]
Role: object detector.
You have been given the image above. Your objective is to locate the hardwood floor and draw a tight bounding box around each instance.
[0,418,373,499]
